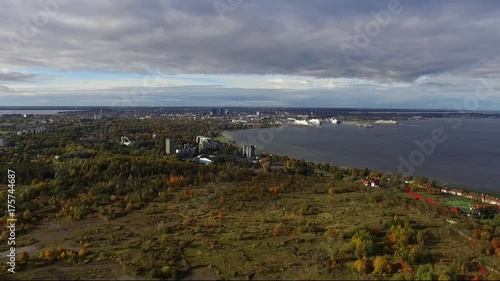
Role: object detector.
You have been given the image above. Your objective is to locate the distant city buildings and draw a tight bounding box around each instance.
[165,138,175,154]
[93,113,103,120]
[242,144,256,158]
[210,108,232,117]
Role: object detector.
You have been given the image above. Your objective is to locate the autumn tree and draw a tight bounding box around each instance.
[17,252,30,263]
[373,256,391,276]
[353,258,367,274]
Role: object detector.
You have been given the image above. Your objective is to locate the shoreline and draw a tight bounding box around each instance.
[222,128,500,198]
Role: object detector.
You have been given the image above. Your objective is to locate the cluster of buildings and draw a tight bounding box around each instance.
[0,122,52,136]
[16,126,49,135]
[165,136,221,157]
[163,136,257,165]
[363,178,382,188]
[284,117,341,127]
[165,138,197,157]
[207,108,232,117]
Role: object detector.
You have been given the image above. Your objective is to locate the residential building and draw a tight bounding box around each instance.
[242,144,256,158]
[196,135,220,153]
[166,138,175,155]
[16,126,48,135]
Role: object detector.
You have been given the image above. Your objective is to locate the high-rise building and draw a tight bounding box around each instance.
[242,144,256,158]
[166,138,175,155]
[210,108,227,116]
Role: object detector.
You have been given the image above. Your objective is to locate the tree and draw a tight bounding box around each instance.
[372,256,391,276]
[17,252,30,263]
[353,258,367,273]
[23,209,32,220]
[78,249,86,256]
[261,158,271,174]
[414,264,434,280]
[273,224,281,237]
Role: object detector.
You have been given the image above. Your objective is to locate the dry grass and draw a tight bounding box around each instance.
[2,183,497,280]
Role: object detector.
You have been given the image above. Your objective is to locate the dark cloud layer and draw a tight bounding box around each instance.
[0,70,39,82]
[1,0,499,83]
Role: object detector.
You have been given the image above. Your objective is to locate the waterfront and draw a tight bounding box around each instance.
[228,118,500,193]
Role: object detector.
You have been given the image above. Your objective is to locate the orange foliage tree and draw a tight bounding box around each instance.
[168,175,185,187]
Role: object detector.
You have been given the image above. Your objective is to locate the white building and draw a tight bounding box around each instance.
[293,120,309,126]
[196,136,220,153]
[17,126,48,135]
[308,119,322,126]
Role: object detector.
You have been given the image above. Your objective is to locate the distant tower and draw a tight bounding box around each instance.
[166,138,175,155]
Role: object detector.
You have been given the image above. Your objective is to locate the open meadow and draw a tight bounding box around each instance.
[2,178,499,280]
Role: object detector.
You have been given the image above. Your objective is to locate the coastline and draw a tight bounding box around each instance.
[223,127,500,198]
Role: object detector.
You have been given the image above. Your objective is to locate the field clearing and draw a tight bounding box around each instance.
[2,183,498,280]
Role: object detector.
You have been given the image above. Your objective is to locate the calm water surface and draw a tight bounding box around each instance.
[229,119,500,193]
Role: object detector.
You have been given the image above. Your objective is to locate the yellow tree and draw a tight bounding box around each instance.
[372,256,391,276]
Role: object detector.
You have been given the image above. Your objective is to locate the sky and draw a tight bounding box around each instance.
[0,0,499,109]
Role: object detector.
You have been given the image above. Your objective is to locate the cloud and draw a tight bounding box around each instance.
[0,68,40,82]
[0,85,14,92]
[0,0,499,82]
[0,0,499,108]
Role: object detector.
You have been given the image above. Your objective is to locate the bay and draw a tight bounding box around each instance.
[228,118,500,193]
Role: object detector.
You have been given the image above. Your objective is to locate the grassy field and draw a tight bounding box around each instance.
[215,131,243,149]
[2,182,498,280]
